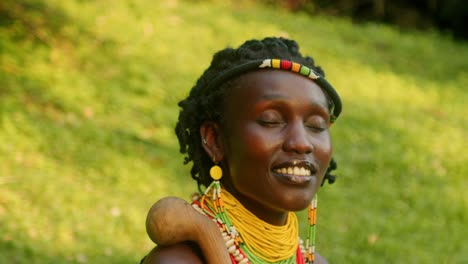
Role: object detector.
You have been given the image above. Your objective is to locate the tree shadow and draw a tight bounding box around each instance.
[1,0,74,44]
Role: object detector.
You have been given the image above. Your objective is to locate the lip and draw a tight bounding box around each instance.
[272,160,318,173]
[271,159,318,186]
[273,172,314,185]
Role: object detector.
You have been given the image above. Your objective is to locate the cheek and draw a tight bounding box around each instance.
[226,125,279,171]
[314,134,333,169]
[232,125,273,157]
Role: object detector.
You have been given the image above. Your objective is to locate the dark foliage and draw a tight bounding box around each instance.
[265,0,467,40]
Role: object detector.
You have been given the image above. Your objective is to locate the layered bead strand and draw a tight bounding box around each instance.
[192,181,318,264]
[192,181,250,264]
[305,195,317,264]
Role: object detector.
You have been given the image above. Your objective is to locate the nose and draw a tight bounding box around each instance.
[283,120,313,154]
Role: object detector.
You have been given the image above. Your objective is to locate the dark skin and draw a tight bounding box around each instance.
[142,242,204,264]
[143,70,331,264]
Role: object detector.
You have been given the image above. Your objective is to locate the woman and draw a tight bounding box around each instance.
[142,37,341,264]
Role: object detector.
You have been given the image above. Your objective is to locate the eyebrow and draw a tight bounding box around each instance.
[259,93,329,110]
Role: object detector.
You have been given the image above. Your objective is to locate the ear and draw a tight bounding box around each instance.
[200,121,225,162]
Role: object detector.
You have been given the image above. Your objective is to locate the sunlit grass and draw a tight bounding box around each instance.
[1,0,467,263]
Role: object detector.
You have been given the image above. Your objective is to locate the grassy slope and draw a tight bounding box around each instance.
[0,0,467,263]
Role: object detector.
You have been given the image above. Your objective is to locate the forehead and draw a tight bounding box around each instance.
[225,70,329,108]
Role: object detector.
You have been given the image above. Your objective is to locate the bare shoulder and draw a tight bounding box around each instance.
[141,242,205,264]
[315,252,329,264]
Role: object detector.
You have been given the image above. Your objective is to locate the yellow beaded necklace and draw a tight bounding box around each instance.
[205,189,299,262]
[194,164,317,263]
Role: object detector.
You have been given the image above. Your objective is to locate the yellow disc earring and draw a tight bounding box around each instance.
[201,155,224,213]
[210,163,222,181]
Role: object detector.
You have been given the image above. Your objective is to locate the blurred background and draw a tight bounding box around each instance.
[0,0,467,263]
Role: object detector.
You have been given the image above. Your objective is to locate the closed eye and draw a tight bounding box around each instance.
[306,124,327,132]
[257,109,285,127]
[258,119,284,127]
[305,116,328,132]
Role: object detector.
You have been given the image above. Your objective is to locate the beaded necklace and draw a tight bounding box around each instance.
[192,180,318,264]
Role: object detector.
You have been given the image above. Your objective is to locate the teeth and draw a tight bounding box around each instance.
[300,168,306,175]
[293,167,301,175]
[275,166,311,176]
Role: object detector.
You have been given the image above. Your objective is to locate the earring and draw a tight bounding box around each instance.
[210,163,222,181]
[305,194,317,264]
[202,155,224,213]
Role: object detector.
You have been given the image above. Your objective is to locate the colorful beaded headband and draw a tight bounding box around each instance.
[206,59,342,123]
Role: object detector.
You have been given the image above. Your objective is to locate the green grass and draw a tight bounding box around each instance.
[1,0,467,263]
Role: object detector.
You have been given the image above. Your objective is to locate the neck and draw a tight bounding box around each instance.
[224,185,289,226]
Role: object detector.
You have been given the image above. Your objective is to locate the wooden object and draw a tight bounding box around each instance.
[146,196,231,264]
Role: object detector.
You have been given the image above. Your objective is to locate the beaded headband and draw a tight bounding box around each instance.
[206,59,342,123]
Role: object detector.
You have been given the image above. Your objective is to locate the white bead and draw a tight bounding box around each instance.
[235,255,243,262]
[228,245,236,254]
[225,239,235,248]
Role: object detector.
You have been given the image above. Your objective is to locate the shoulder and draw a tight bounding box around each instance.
[141,242,205,264]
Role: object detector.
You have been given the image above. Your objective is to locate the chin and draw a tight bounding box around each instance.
[280,190,315,212]
[286,203,310,212]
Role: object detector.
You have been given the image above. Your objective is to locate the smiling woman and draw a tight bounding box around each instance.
[142,37,342,264]
[220,70,333,219]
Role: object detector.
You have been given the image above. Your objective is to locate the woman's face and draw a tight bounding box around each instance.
[219,70,333,224]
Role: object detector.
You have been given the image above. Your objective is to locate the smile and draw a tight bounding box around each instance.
[272,160,317,185]
[274,166,311,176]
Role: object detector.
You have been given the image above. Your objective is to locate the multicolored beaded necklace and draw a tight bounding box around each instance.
[192,179,318,264]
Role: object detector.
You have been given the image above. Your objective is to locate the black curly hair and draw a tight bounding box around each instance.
[175,37,339,191]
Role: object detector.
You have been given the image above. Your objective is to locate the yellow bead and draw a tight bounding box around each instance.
[210,165,222,180]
